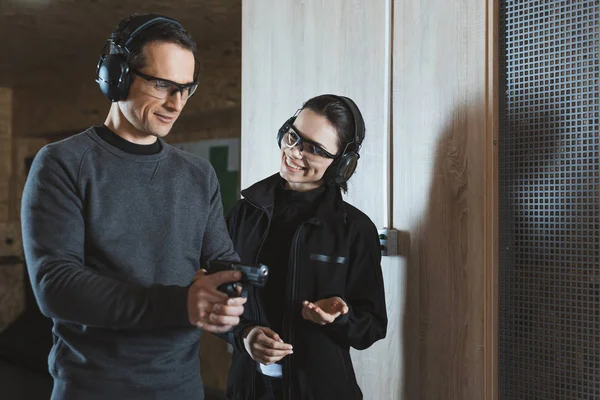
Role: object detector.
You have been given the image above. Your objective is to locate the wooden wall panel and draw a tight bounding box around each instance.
[484,1,499,399]
[0,262,25,334]
[242,1,402,398]
[392,0,493,398]
[13,138,49,223]
[0,88,26,334]
[199,333,231,391]
[0,88,13,223]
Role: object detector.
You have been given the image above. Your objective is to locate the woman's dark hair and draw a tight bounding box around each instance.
[301,94,360,192]
[110,14,197,71]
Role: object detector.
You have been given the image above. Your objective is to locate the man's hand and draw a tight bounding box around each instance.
[301,297,349,325]
[187,269,247,333]
[243,326,293,365]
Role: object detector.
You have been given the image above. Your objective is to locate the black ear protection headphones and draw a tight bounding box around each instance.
[96,14,184,102]
[277,94,366,185]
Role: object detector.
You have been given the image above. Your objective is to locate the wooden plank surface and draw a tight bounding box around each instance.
[0,263,25,334]
[13,138,49,223]
[484,0,500,399]
[0,88,12,223]
[392,0,490,398]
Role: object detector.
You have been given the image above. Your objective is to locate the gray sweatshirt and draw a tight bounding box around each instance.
[21,127,238,398]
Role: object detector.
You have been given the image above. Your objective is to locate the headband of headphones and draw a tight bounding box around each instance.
[109,14,183,52]
[327,94,365,153]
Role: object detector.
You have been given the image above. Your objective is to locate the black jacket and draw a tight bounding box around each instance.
[225,174,387,400]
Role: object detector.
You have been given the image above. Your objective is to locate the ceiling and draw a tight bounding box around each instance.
[0,0,241,86]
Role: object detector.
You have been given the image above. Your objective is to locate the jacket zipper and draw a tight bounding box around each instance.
[253,206,272,324]
[245,199,272,400]
[284,224,305,400]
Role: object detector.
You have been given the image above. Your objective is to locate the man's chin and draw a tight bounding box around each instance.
[147,125,173,138]
[154,130,171,138]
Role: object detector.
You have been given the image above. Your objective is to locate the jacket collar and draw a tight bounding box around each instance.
[241,173,347,224]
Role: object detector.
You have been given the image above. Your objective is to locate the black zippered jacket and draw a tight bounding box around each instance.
[224,174,387,400]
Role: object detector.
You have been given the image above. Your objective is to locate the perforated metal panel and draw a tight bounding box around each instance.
[499,1,600,399]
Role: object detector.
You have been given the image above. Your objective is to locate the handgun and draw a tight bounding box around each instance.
[206,260,269,297]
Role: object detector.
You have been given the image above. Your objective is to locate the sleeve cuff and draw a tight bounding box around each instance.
[153,285,194,328]
[331,309,351,325]
[231,320,258,354]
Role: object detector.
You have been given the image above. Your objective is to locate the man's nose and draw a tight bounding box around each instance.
[164,90,186,112]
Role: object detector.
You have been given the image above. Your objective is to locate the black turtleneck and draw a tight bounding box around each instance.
[95,125,161,155]
[257,182,326,337]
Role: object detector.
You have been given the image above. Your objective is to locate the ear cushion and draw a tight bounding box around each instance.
[97,53,130,102]
[336,152,360,182]
[323,153,357,186]
[277,116,296,148]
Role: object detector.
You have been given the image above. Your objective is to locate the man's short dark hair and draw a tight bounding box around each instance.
[109,14,197,71]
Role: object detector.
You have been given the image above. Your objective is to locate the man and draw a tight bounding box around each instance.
[21,14,245,399]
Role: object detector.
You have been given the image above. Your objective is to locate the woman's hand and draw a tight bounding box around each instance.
[301,297,349,325]
[243,326,293,365]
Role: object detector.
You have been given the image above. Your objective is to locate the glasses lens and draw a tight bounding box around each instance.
[187,83,198,98]
[153,80,175,93]
[148,78,198,101]
[303,142,320,156]
[285,129,300,147]
[301,140,333,159]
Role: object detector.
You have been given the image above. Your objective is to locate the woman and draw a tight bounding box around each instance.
[225,94,387,400]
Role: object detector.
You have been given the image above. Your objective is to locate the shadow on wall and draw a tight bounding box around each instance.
[401,100,487,400]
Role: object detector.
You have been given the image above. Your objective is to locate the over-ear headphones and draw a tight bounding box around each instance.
[277,94,365,185]
[96,14,184,102]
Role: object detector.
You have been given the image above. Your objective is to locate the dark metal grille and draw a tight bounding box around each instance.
[499,1,600,399]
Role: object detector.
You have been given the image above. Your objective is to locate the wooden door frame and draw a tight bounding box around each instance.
[484,0,500,399]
